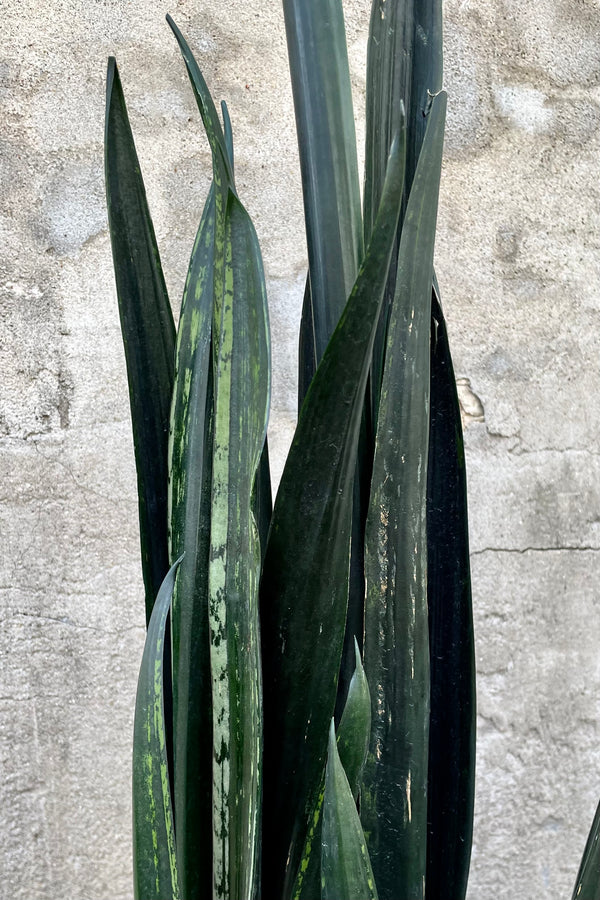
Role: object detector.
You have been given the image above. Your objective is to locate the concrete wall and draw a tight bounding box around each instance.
[1,1,599,897]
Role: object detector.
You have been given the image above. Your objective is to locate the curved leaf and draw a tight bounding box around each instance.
[260,133,405,900]
[361,92,446,900]
[425,286,475,900]
[167,16,234,191]
[572,798,600,900]
[105,57,175,623]
[132,557,182,900]
[322,720,378,900]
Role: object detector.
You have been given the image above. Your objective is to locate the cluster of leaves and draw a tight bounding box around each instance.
[104,1,479,898]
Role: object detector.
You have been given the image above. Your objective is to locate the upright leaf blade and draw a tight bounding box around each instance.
[260,135,405,900]
[322,720,378,900]
[105,58,175,623]
[166,22,242,899]
[132,558,182,900]
[362,93,446,900]
[168,183,216,900]
[425,286,475,900]
[293,638,372,900]
[364,0,442,243]
[284,0,363,386]
[572,798,600,900]
[209,191,270,900]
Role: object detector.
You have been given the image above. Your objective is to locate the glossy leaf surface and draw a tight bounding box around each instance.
[425,286,475,900]
[105,58,175,623]
[322,721,378,900]
[362,93,446,900]
[260,135,405,900]
[132,558,182,900]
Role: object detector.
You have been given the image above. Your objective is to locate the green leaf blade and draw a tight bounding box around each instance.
[167,16,234,191]
[209,191,270,900]
[337,638,372,800]
[322,721,378,900]
[425,287,476,900]
[284,0,363,382]
[362,92,447,900]
[169,183,216,900]
[572,798,600,900]
[132,558,182,900]
[292,639,372,900]
[260,134,405,900]
[104,58,175,623]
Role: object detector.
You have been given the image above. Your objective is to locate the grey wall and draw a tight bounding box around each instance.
[1,1,599,898]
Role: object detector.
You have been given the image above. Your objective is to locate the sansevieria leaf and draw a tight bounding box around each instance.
[362,91,447,900]
[292,638,372,900]
[322,720,378,900]
[105,57,175,624]
[168,19,270,900]
[284,0,363,385]
[208,190,270,900]
[260,131,405,900]
[168,181,216,900]
[132,557,182,900]
[425,285,476,900]
[571,798,600,900]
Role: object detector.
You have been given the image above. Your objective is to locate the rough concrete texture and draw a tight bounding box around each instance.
[0,0,599,898]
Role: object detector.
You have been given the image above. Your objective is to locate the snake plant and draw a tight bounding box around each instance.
[105,1,477,898]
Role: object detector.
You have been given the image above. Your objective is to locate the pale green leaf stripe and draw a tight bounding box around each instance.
[322,720,378,900]
[362,92,447,900]
[209,190,270,900]
[133,557,182,900]
[167,24,237,899]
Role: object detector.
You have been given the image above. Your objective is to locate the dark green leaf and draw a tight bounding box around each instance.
[292,638,372,900]
[169,183,216,900]
[322,720,378,900]
[105,57,175,623]
[133,557,182,900]
[425,286,475,900]
[284,0,363,378]
[572,798,600,900]
[297,275,316,412]
[361,92,446,900]
[253,437,273,564]
[221,100,234,169]
[260,133,405,900]
[167,16,234,192]
[364,0,442,242]
[409,0,443,189]
[337,638,372,800]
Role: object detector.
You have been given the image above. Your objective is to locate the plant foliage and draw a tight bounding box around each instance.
[105,2,480,898]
